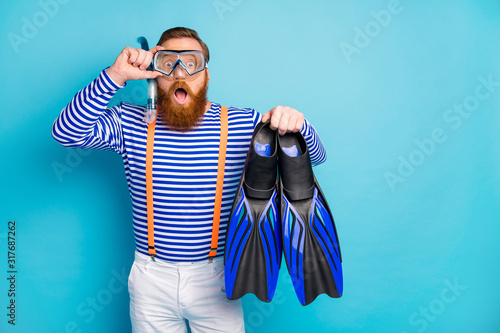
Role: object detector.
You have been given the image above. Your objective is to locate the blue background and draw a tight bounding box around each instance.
[1,0,499,332]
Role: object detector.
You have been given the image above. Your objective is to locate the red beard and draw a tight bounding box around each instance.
[157,74,209,132]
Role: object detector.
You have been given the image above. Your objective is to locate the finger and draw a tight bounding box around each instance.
[117,47,133,64]
[268,106,282,130]
[144,46,165,70]
[134,49,147,67]
[287,111,304,132]
[140,51,154,70]
[278,112,291,136]
[128,48,139,65]
[293,114,305,132]
[144,71,162,79]
[121,46,133,55]
[286,113,297,132]
[149,45,165,54]
[261,112,271,123]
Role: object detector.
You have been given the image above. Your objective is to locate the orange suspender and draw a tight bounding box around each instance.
[146,117,157,259]
[145,106,229,261]
[209,106,229,260]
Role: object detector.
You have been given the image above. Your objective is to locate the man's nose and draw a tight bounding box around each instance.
[172,63,187,80]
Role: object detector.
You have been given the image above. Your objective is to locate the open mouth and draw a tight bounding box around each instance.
[174,88,188,105]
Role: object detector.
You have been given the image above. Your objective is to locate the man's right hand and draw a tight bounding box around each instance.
[105,46,164,86]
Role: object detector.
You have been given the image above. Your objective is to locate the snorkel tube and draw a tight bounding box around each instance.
[137,36,157,123]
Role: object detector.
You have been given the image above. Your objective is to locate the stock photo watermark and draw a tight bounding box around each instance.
[401,278,467,333]
[6,221,17,326]
[245,289,286,333]
[52,84,146,182]
[213,0,244,21]
[56,266,128,333]
[7,0,71,54]
[339,0,415,64]
[118,84,148,105]
[245,255,340,331]
[384,74,499,192]
[52,148,92,182]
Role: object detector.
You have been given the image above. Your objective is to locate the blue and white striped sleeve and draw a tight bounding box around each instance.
[300,118,327,167]
[255,113,327,166]
[52,69,125,154]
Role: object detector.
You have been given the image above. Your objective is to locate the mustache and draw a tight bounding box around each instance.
[169,80,194,96]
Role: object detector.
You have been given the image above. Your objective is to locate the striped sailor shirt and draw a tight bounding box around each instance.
[52,69,326,262]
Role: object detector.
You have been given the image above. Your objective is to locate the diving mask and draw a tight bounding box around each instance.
[153,50,207,80]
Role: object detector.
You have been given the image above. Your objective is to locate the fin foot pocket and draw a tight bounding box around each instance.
[278,130,343,305]
[224,121,281,302]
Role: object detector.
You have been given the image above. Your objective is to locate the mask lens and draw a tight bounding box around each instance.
[156,53,178,75]
[178,53,204,75]
[154,51,205,77]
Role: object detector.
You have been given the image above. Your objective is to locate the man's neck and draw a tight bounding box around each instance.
[204,101,213,113]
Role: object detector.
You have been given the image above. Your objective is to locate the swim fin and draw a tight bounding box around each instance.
[224,121,281,302]
[278,131,343,306]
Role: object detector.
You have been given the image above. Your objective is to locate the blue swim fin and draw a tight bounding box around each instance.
[278,131,343,306]
[224,121,281,302]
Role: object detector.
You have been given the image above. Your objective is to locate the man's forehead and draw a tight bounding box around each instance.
[160,37,203,52]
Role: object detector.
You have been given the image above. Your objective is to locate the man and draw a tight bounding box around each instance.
[52,27,326,332]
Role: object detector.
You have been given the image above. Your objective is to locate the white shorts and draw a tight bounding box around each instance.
[128,251,245,333]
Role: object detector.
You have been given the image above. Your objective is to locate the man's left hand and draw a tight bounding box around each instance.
[262,106,305,136]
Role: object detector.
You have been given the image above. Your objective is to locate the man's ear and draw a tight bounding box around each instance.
[206,70,210,86]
